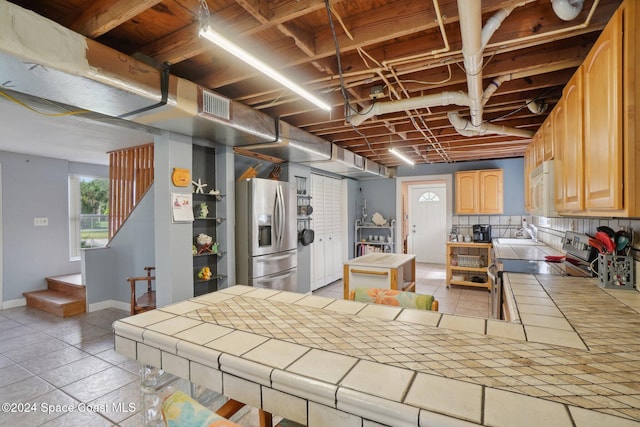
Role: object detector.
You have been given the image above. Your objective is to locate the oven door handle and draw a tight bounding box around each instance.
[486,263,497,282]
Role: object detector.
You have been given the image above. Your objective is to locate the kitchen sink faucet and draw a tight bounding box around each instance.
[520,219,538,242]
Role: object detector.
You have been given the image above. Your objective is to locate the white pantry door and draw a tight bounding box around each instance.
[310,174,345,290]
[407,183,447,264]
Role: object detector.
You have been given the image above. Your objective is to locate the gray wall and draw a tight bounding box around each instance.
[153,132,194,308]
[82,188,155,305]
[1,151,107,302]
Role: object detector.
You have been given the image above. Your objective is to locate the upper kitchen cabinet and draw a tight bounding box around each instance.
[543,114,554,161]
[583,6,622,212]
[557,70,584,213]
[581,1,639,216]
[524,144,533,212]
[455,169,503,215]
[533,128,544,168]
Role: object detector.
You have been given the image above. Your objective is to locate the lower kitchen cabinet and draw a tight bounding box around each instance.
[446,242,492,290]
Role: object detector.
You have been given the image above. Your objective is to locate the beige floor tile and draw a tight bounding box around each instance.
[19,346,90,374]
[61,365,138,402]
[40,356,112,388]
[0,375,56,402]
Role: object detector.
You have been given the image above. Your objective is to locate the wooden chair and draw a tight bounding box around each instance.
[349,287,439,311]
[127,266,156,315]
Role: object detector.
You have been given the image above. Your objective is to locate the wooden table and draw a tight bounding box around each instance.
[343,253,416,299]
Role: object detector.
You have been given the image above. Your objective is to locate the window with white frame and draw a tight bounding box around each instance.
[69,175,109,260]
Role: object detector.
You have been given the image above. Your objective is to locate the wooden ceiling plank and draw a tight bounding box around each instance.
[70,0,162,38]
[277,22,316,57]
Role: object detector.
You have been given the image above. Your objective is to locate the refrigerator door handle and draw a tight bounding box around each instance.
[273,185,281,249]
[254,270,295,284]
[257,254,294,262]
[276,184,285,248]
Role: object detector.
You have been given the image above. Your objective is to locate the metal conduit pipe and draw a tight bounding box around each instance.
[447,112,534,138]
[347,91,470,126]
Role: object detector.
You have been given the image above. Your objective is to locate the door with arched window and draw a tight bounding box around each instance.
[407,183,447,263]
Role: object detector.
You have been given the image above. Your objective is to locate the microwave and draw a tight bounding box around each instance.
[529,160,557,217]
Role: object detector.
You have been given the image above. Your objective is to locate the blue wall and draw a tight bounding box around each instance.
[357,158,527,219]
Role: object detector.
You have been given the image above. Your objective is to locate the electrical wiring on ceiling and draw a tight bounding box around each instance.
[0,89,89,117]
[324,0,377,158]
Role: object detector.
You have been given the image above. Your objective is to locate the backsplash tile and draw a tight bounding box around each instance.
[453,215,640,262]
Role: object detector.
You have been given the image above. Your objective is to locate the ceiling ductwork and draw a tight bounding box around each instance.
[0,1,395,178]
[301,144,364,174]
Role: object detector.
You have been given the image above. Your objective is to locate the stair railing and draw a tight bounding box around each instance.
[108,143,154,240]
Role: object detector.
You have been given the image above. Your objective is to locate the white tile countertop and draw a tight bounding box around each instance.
[113,284,640,427]
[344,252,416,269]
[492,238,564,260]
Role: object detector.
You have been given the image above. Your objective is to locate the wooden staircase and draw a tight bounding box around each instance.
[23,274,86,317]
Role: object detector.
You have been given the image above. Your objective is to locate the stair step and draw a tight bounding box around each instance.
[46,274,85,298]
[23,290,86,318]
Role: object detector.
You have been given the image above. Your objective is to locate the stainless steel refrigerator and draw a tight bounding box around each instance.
[236,177,298,291]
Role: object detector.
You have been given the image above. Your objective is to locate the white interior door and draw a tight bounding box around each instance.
[407,183,447,264]
[310,174,326,290]
[310,174,345,290]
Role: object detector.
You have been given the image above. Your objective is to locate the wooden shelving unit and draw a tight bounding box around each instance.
[446,242,492,290]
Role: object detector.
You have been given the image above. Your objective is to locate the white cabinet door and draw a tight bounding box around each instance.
[310,174,345,290]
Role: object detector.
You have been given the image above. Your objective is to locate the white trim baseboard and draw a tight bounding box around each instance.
[88,299,129,313]
[2,298,26,309]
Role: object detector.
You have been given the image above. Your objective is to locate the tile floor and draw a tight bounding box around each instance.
[0,263,487,426]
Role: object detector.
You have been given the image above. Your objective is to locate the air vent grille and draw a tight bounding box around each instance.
[201,90,230,120]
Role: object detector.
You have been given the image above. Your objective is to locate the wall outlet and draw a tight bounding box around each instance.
[34,217,48,226]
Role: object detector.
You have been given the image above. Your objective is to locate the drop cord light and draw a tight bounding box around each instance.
[389,147,415,166]
[199,25,331,112]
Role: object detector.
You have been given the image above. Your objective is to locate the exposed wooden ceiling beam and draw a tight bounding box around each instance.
[70,0,162,38]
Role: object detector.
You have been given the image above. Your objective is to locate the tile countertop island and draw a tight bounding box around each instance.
[113,282,640,427]
[343,253,416,299]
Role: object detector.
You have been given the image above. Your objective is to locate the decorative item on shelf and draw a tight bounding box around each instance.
[172,168,191,187]
[192,178,207,194]
[210,242,220,255]
[208,189,222,200]
[268,164,282,180]
[372,212,387,226]
[195,233,213,254]
[237,162,262,182]
[197,266,212,281]
[192,245,197,256]
[198,203,209,219]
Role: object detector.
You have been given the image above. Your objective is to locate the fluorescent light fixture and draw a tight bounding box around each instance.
[199,25,331,112]
[389,147,415,165]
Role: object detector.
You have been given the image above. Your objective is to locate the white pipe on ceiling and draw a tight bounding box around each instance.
[457,0,484,127]
[552,0,585,21]
[448,112,534,138]
[347,91,470,126]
